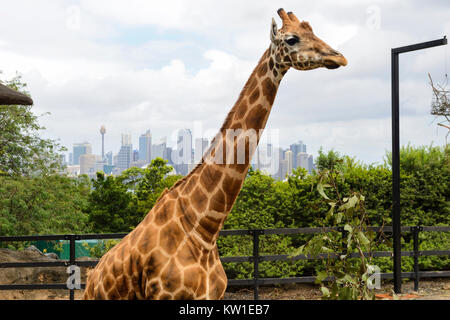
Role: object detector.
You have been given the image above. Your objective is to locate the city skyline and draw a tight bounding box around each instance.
[65,125,316,180]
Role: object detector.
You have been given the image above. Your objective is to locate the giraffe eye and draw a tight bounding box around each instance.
[285,36,300,46]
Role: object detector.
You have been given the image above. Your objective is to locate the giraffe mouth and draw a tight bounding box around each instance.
[323,55,348,69]
[324,60,341,69]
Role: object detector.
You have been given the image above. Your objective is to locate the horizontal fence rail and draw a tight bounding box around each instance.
[0,226,449,300]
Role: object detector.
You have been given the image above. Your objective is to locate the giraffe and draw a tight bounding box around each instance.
[83,8,347,300]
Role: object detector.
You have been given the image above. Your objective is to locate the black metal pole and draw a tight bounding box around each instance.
[412,226,422,292]
[251,230,261,300]
[69,235,75,301]
[391,50,402,294]
[390,36,447,294]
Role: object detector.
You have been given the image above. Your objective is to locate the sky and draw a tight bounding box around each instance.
[0,0,449,165]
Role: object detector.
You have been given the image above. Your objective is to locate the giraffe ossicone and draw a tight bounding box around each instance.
[83,8,347,300]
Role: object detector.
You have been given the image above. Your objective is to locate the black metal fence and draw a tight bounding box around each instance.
[0,226,449,300]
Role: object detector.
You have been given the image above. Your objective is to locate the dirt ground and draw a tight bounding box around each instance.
[1,278,449,301]
[1,247,449,300]
[224,278,450,300]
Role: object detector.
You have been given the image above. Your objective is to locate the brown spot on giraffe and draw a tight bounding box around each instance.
[245,103,268,129]
[256,61,268,77]
[209,188,226,212]
[116,275,129,298]
[275,53,281,63]
[160,222,184,255]
[191,186,208,213]
[262,78,277,105]
[83,8,346,300]
[234,100,248,121]
[145,280,161,298]
[222,175,243,211]
[144,249,168,281]
[160,260,182,293]
[174,290,195,300]
[200,165,223,193]
[198,215,222,240]
[248,87,260,104]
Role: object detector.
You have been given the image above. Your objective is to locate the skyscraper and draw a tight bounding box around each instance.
[80,154,99,176]
[308,155,315,174]
[284,150,293,176]
[139,129,152,163]
[290,140,307,169]
[174,129,192,175]
[117,133,132,171]
[272,147,285,180]
[164,146,173,165]
[176,129,192,164]
[133,149,139,162]
[279,159,288,180]
[296,152,310,172]
[152,137,167,160]
[105,151,113,166]
[59,154,66,167]
[73,142,92,165]
[194,138,209,164]
[254,143,273,174]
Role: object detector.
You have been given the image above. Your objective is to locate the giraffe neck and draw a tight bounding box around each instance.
[168,46,288,248]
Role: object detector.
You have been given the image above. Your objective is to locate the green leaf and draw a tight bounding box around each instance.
[341,274,356,284]
[316,271,328,283]
[357,231,370,246]
[348,195,358,207]
[326,202,335,219]
[317,183,330,200]
[321,246,334,253]
[344,224,353,233]
[320,286,330,297]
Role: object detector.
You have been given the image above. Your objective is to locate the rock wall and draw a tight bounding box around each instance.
[0,247,93,300]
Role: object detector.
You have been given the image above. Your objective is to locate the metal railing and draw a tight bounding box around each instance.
[0,226,449,300]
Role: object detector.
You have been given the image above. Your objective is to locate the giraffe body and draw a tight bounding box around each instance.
[84,186,227,299]
[83,8,347,300]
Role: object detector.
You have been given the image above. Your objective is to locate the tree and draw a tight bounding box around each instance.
[85,172,137,233]
[315,147,344,171]
[85,158,182,232]
[0,73,65,176]
[0,174,91,237]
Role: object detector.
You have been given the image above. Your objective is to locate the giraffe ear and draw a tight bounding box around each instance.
[270,18,279,44]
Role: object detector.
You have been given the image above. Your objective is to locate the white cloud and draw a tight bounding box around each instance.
[0,0,448,164]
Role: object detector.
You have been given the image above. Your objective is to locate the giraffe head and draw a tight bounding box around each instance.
[270,8,347,71]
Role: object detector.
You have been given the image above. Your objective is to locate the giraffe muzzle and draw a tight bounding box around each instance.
[323,53,348,69]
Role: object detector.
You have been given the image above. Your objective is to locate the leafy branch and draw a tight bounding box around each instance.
[292,167,382,300]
